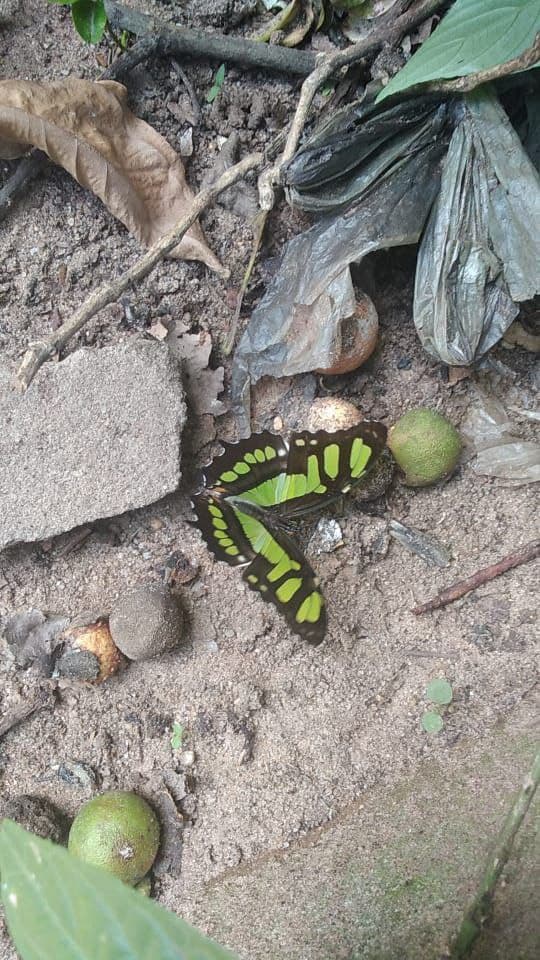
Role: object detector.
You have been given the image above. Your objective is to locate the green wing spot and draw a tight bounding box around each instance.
[220,470,238,483]
[218,537,234,547]
[225,545,240,556]
[265,446,277,459]
[233,460,251,475]
[266,555,302,583]
[208,504,223,518]
[245,453,257,464]
[255,449,266,463]
[247,574,258,584]
[323,443,340,480]
[306,454,322,491]
[213,518,227,530]
[297,591,322,624]
[214,530,229,540]
[314,484,327,494]
[276,578,303,603]
[350,438,371,478]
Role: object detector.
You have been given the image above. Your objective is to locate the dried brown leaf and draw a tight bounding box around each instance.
[170,326,226,416]
[0,78,224,275]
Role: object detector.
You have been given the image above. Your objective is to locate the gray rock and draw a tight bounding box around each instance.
[0,341,185,549]
[109,585,184,661]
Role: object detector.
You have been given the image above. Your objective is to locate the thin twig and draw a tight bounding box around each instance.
[412,540,540,615]
[223,208,269,356]
[450,751,540,958]
[16,154,263,390]
[105,0,319,76]
[258,0,445,207]
[0,682,57,740]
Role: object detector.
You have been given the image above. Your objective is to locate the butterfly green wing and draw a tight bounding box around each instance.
[192,491,326,645]
[199,431,288,498]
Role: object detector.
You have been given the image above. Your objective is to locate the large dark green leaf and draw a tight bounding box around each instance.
[71,0,107,44]
[0,821,237,960]
[378,0,540,102]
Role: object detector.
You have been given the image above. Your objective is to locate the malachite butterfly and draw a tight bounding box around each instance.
[193,422,387,645]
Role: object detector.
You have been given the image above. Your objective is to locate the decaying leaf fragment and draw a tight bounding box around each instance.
[170,324,226,417]
[0,78,224,275]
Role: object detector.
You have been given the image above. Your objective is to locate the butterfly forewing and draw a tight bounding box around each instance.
[274,421,387,517]
[200,431,288,498]
[192,491,256,566]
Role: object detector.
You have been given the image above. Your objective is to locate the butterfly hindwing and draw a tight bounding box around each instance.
[235,505,326,645]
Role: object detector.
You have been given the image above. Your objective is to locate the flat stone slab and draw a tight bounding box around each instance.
[0,340,185,550]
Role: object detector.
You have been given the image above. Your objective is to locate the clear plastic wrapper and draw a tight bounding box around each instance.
[414,89,540,365]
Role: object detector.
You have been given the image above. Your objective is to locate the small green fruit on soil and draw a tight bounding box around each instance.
[68,791,160,885]
[388,408,462,487]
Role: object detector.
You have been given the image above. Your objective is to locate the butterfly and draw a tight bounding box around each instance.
[192,422,387,645]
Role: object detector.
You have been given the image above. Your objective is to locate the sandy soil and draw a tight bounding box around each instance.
[0,3,538,958]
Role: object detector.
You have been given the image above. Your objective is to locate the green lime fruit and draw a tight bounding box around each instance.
[388,408,462,487]
[68,791,160,885]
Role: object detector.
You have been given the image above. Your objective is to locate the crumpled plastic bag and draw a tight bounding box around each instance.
[285,96,447,212]
[231,137,446,434]
[462,390,540,485]
[414,88,540,366]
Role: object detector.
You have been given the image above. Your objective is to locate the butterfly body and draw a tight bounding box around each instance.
[193,423,387,645]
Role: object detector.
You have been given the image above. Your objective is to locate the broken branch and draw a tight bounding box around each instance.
[16,153,263,390]
[104,1,318,76]
[412,539,540,615]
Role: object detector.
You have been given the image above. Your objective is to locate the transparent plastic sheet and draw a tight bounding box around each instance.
[231,142,445,435]
[462,390,540,485]
[414,88,540,366]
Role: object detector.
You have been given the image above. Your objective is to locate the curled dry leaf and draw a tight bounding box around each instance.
[170,324,226,417]
[0,78,224,275]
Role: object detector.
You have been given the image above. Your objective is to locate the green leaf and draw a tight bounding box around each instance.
[377,0,540,102]
[206,64,226,104]
[71,0,107,45]
[0,821,238,960]
[421,710,444,734]
[171,721,184,750]
[426,678,453,706]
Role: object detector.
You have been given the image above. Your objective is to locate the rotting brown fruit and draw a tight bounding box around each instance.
[68,790,160,886]
[306,397,363,433]
[388,408,462,487]
[54,620,125,683]
[316,296,378,376]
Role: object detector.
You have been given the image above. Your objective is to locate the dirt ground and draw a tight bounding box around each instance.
[0,3,538,959]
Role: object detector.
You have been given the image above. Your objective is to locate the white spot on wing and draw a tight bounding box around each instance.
[8,893,17,907]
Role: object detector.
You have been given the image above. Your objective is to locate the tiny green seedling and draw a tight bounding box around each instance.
[421,711,444,734]
[170,722,184,751]
[421,678,453,734]
[48,0,107,45]
[206,64,226,104]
